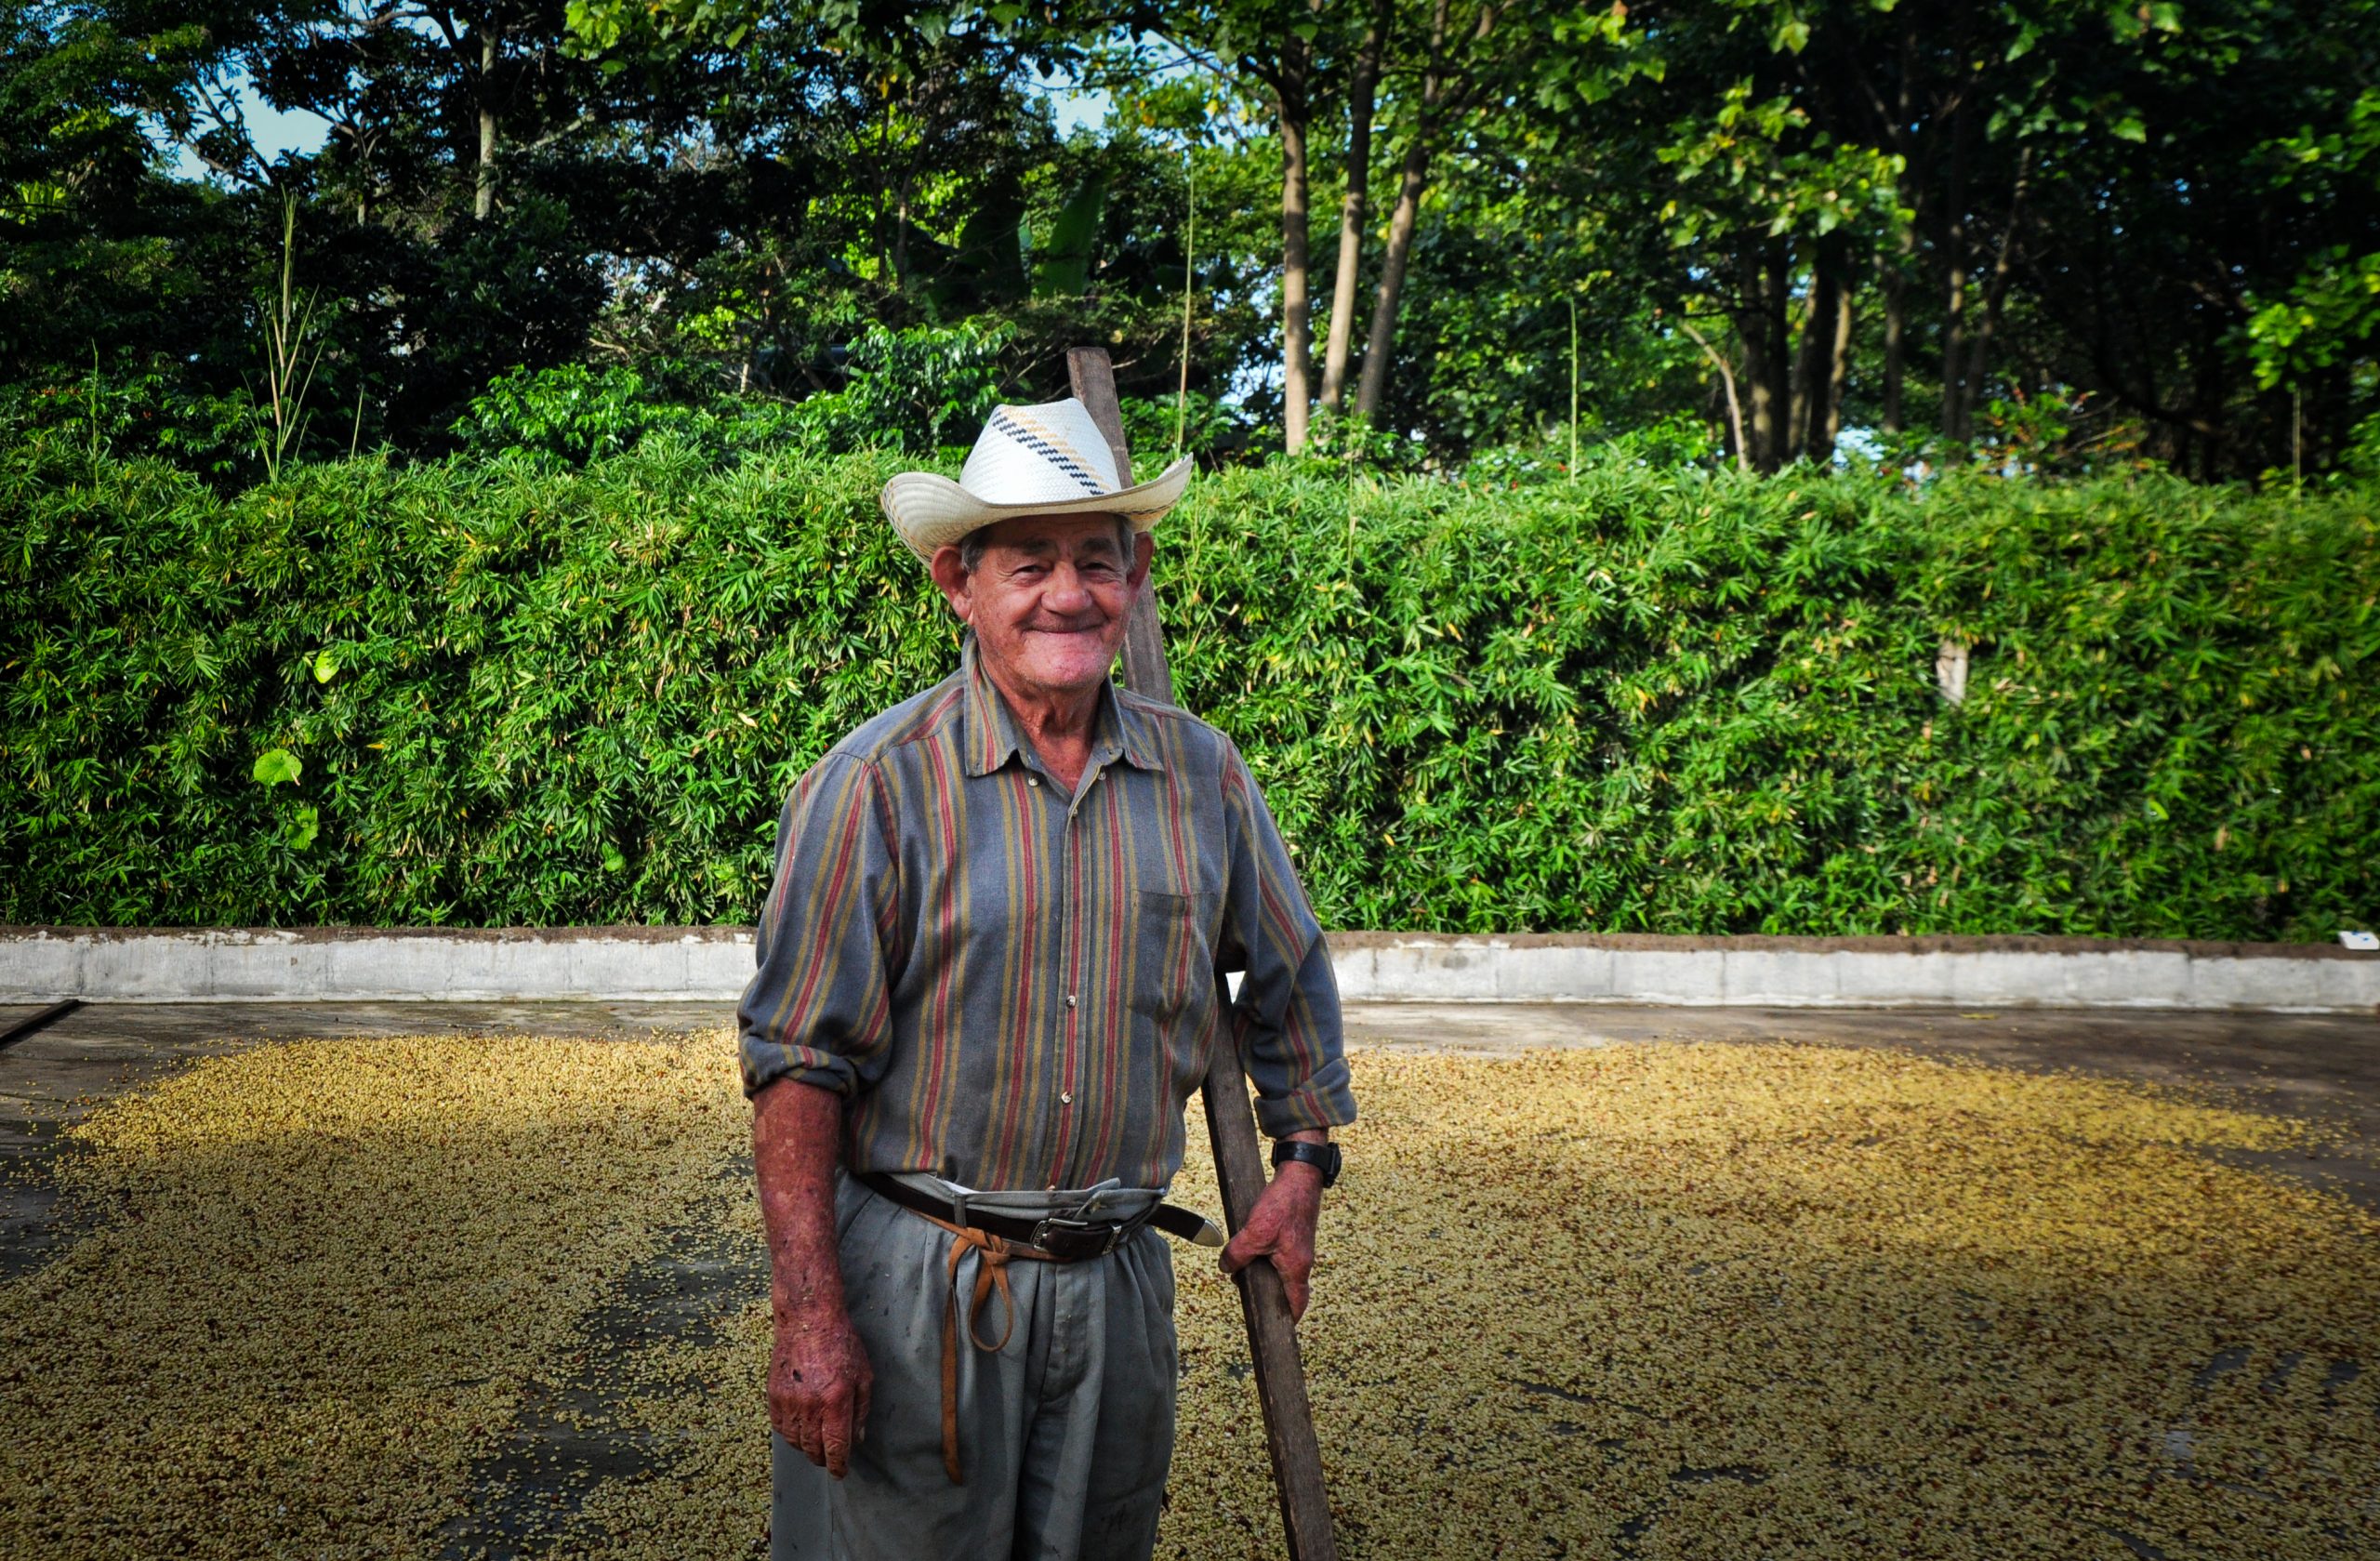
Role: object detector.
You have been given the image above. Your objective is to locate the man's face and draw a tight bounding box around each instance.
[930,514,1153,699]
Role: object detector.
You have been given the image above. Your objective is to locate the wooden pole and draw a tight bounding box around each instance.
[1177,155,1196,461]
[0,999,82,1053]
[1066,346,1340,1561]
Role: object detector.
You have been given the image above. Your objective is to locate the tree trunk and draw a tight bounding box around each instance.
[1818,272,1852,462]
[1767,249,1793,465]
[1353,133,1428,424]
[879,105,901,287]
[2193,327,2225,480]
[1355,0,1451,425]
[1735,249,1769,470]
[1680,317,1749,474]
[1734,240,1795,471]
[1880,20,1916,436]
[1321,0,1388,410]
[473,16,499,220]
[1794,236,1851,463]
[1954,145,2030,441]
[1881,249,1907,434]
[1940,93,1977,443]
[1788,283,1820,458]
[1277,33,1316,453]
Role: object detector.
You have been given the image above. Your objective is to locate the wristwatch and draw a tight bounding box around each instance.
[1271,1139,1342,1188]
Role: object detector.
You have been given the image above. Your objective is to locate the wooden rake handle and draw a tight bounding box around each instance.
[1065,348,1339,1561]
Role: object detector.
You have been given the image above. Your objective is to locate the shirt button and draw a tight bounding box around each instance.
[1027,775,1040,787]
[1065,993,1078,1008]
[1060,1091,1074,1105]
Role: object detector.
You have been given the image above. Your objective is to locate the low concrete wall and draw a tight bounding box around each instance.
[0,926,758,1005]
[1326,932,2380,1013]
[3,927,2374,1012]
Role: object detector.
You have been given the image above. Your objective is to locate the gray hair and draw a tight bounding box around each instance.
[956,514,1138,573]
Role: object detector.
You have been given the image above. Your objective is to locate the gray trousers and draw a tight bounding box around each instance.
[771,1174,1179,1561]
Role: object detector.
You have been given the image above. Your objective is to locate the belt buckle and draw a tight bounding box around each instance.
[1029,1216,1121,1259]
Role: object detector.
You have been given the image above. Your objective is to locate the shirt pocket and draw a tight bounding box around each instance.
[1133,888,1222,1028]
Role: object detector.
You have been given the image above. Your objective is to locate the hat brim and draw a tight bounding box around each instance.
[879,457,1194,562]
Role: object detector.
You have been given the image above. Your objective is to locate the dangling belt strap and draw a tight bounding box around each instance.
[913,1212,1054,1484]
[856,1171,1217,1486]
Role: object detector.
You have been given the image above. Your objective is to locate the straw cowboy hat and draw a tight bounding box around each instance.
[879,398,1193,561]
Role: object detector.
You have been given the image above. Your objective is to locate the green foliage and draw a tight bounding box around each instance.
[436,327,1229,472]
[0,367,258,480]
[1031,172,1105,298]
[1120,390,1250,466]
[1165,465,2378,942]
[455,364,654,466]
[1455,412,1724,488]
[9,0,2380,482]
[787,321,1016,454]
[3,440,2373,939]
[2249,246,2380,389]
[2244,88,2380,391]
[2348,413,2380,482]
[451,362,819,468]
[249,194,331,484]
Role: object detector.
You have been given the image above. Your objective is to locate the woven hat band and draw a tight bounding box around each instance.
[877,395,1192,562]
[957,402,1122,504]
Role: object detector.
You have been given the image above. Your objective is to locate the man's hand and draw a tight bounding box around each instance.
[771,1303,873,1478]
[1217,1131,1329,1323]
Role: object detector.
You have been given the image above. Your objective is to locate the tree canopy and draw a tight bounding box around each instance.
[5,0,2375,480]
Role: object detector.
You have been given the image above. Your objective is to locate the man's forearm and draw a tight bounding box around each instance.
[753,1078,848,1319]
[755,1076,873,1475]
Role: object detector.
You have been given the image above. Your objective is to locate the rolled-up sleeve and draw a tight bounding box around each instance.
[1217,741,1357,1138]
[737,753,902,1100]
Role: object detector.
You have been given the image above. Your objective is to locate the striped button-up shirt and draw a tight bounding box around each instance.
[737,642,1356,1192]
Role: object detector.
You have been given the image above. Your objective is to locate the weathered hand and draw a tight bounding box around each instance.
[771,1303,873,1479]
[1218,1158,1325,1323]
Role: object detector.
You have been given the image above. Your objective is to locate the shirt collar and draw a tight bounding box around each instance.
[959,636,1166,779]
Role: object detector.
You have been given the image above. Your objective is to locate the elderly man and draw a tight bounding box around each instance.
[739,397,1356,1561]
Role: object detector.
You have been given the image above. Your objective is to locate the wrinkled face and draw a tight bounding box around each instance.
[930,514,1153,699]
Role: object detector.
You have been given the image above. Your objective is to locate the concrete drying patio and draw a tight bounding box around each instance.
[3,1002,2376,1559]
[9,999,2379,1259]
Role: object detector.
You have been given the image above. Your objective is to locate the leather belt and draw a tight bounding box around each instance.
[855,1171,1220,1485]
[855,1171,1214,1261]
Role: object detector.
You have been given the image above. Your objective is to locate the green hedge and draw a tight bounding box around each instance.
[4,435,2374,939]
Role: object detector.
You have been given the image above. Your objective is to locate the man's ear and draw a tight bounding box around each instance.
[928,545,972,621]
[1129,531,1155,591]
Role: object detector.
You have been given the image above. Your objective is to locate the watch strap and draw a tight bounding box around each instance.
[1271,1139,1342,1188]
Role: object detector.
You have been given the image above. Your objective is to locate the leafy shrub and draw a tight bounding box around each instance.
[784,320,1015,454]
[2,436,2373,938]
[1456,414,1722,489]
[0,367,262,479]
[452,362,819,466]
[1119,389,1253,468]
[452,363,652,465]
[2346,411,2380,482]
[449,328,1242,474]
